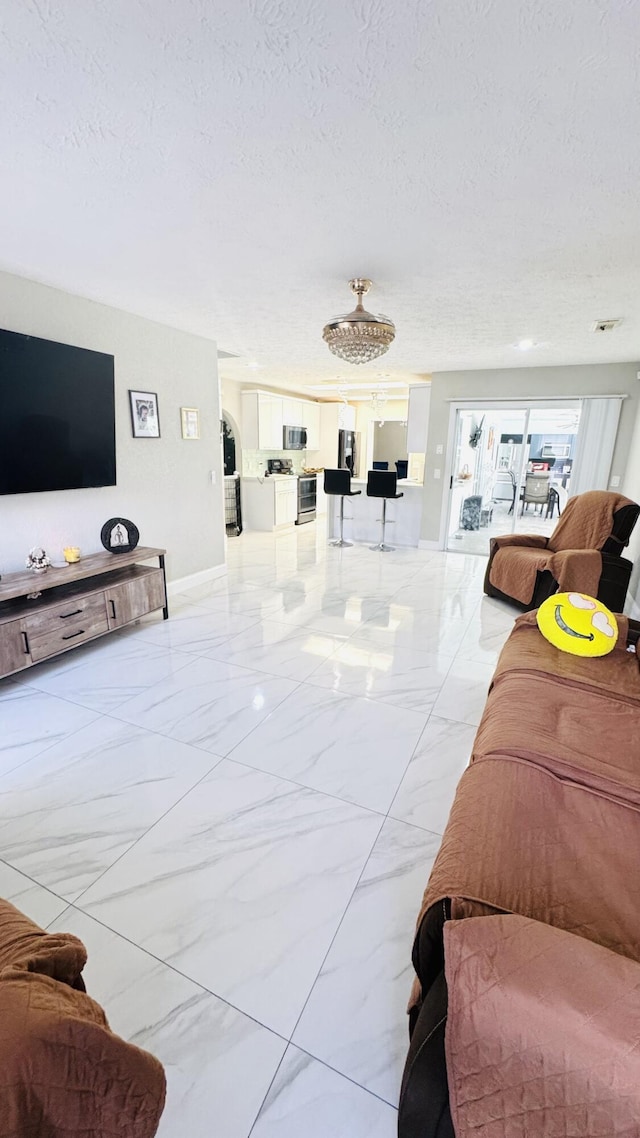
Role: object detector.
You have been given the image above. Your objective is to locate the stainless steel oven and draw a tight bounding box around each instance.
[296,474,317,525]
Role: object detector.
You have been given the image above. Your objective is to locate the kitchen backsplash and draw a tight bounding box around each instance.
[242,449,320,477]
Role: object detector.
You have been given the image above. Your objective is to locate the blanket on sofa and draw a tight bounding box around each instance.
[490,543,602,604]
[489,489,633,605]
[408,611,640,1014]
[0,899,166,1138]
[444,915,640,1137]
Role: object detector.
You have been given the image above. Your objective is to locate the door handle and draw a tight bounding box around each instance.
[59,608,82,619]
[21,631,30,654]
[109,599,116,619]
[62,629,85,641]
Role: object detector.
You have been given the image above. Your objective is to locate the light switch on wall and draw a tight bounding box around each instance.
[610,474,621,488]
[436,444,444,454]
[433,468,441,480]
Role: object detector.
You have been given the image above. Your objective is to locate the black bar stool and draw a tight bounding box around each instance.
[324,469,361,547]
[366,470,403,552]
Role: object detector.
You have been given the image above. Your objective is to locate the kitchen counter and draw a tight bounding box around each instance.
[242,473,300,482]
[242,475,300,531]
[327,479,424,547]
[349,478,424,488]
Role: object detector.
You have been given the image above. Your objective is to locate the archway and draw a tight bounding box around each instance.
[221,408,240,476]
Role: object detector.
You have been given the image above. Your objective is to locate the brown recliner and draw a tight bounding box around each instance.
[484,490,639,611]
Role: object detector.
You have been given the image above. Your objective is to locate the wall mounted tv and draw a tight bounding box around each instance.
[0,328,116,495]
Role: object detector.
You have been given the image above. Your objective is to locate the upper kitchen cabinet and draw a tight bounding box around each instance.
[243,390,323,452]
[242,391,284,450]
[302,401,320,450]
[282,397,304,427]
[406,385,431,454]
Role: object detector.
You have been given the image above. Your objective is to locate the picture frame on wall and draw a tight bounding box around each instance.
[181,407,200,440]
[129,390,160,438]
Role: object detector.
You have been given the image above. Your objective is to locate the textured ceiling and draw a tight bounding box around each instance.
[2,0,640,394]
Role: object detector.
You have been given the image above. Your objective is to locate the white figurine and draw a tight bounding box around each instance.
[26,547,51,574]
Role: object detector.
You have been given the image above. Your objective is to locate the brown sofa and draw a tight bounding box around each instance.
[0,899,166,1138]
[399,611,640,1138]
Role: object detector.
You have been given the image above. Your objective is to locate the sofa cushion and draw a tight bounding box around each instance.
[445,915,640,1138]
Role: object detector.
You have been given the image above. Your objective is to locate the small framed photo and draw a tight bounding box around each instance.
[181,407,200,440]
[129,390,160,438]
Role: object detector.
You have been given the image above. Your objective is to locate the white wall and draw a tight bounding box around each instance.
[373,421,408,468]
[354,399,408,476]
[421,363,640,544]
[0,272,224,582]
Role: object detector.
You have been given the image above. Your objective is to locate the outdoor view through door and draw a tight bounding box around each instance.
[447,405,581,554]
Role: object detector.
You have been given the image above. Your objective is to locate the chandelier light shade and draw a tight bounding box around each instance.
[369,389,388,418]
[322,279,395,365]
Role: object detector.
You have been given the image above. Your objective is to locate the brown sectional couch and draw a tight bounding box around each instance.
[399,610,640,1138]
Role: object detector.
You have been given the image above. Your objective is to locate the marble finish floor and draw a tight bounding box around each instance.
[0,526,517,1137]
[448,499,557,554]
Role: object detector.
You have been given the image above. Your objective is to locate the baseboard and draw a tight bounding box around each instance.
[167,563,227,596]
[418,539,443,551]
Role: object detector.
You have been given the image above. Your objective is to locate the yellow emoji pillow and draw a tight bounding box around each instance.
[536,592,618,657]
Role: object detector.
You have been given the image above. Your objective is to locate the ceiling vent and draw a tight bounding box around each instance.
[592,318,622,333]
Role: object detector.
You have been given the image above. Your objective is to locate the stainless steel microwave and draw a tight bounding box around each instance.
[283,425,307,450]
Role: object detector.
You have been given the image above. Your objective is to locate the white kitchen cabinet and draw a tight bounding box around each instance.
[259,395,284,449]
[243,476,298,531]
[274,480,297,526]
[242,392,284,450]
[243,390,350,457]
[302,401,320,450]
[406,385,431,454]
[282,397,304,427]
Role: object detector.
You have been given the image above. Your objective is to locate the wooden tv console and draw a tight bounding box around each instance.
[0,547,168,680]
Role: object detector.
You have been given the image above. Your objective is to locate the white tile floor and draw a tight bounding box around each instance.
[0,525,518,1137]
[448,498,557,554]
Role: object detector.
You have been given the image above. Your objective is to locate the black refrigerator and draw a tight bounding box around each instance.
[338,430,357,476]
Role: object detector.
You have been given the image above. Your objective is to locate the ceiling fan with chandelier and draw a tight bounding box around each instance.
[322,279,395,365]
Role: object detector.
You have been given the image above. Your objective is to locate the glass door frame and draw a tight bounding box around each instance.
[442,398,580,549]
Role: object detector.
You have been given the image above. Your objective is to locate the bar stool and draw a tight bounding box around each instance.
[367,470,403,552]
[324,469,361,547]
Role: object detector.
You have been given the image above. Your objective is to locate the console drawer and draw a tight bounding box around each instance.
[23,593,109,662]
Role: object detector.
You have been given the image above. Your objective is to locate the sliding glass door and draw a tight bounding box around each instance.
[446,401,581,554]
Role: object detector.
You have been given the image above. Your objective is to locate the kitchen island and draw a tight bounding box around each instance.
[326,479,424,547]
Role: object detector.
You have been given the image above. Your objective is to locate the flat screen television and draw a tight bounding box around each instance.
[0,328,116,495]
